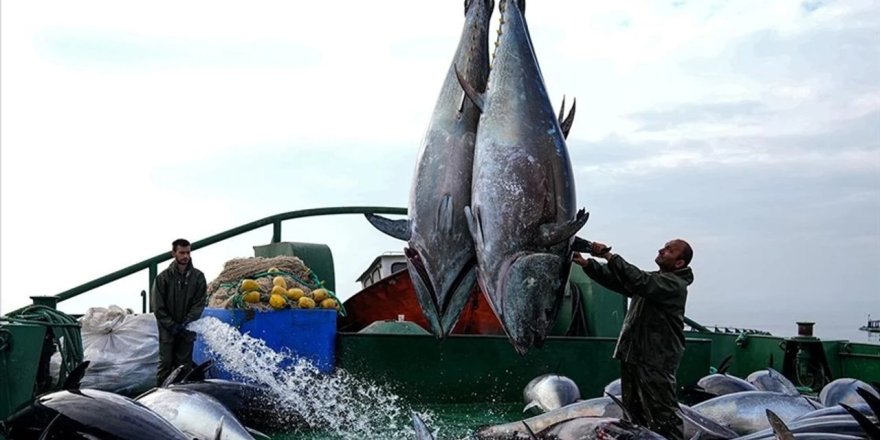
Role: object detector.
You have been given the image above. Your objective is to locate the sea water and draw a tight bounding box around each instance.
[189,317,519,439]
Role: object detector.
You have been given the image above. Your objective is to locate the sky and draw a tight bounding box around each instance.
[2,0,878,341]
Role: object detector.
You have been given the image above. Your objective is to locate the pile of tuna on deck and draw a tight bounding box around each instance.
[2,360,300,440]
[367,0,583,355]
[465,369,880,440]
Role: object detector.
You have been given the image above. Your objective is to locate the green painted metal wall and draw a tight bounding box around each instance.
[683,331,786,377]
[337,333,711,403]
[0,323,47,420]
[836,342,880,384]
[253,242,336,292]
[550,265,627,338]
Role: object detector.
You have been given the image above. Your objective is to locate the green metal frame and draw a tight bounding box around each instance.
[0,323,47,420]
[337,333,712,403]
[10,206,407,314]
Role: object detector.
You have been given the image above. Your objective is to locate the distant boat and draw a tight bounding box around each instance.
[859,318,880,333]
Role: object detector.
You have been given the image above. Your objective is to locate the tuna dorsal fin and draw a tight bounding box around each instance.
[161,365,188,388]
[183,359,214,382]
[364,213,411,241]
[412,412,435,440]
[840,403,880,439]
[606,392,633,422]
[213,416,225,440]
[765,409,795,440]
[454,64,484,113]
[521,421,538,440]
[717,354,733,374]
[537,209,589,247]
[856,387,880,419]
[62,360,90,390]
[437,194,454,235]
[557,96,577,139]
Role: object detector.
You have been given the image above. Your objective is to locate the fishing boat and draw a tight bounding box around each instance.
[861,318,880,333]
[2,206,879,437]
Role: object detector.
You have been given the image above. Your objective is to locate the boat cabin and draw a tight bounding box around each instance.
[355,252,407,289]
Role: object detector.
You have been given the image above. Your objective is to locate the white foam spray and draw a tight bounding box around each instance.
[188,317,435,439]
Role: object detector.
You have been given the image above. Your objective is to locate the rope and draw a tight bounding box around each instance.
[215,267,347,316]
[2,305,83,391]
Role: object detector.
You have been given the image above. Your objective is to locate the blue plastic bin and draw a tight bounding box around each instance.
[194,308,337,377]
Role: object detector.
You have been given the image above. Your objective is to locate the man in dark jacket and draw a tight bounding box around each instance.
[152,238,207,385]
[573,239,694,440]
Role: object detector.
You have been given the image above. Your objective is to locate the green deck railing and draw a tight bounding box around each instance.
[13,204,713,335]
[15,206,408,314]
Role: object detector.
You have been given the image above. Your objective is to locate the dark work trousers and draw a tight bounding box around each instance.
[157,327,195,386]
[620,360,684,440]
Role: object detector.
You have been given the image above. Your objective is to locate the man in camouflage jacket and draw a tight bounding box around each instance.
[573,239,694,440]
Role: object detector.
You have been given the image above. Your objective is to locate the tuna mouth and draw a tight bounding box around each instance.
[439,256,478,315]
[404,247,437,310]
[405,247,477,315]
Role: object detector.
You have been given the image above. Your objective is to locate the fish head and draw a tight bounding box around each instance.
[493,251,568,355]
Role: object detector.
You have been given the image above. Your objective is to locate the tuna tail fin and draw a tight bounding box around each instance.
[62,360,90,390]
[537,209,589,247]
[765,409,795,440]
[840,403,880,439]
[557,96,577,139]
[455,64,485,113]
[856,387,880,419]
[364,213,411,241]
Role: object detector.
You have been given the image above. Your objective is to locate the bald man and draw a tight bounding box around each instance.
[573,239,694,440]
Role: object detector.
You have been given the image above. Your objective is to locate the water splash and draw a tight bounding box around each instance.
[188,317,434,439]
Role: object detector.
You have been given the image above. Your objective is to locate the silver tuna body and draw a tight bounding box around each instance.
[366,0,492,337]
[691,390,820,435]
[746,368,800,395]
[523,374,581,414]
[463,0,588,355]
[819,378,880,407]
[137,387,256,440]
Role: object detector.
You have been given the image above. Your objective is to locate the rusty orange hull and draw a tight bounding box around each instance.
[338,270,503,335]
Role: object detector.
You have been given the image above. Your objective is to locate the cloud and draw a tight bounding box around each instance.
[2,0,878,338]
[35,29,322,70]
